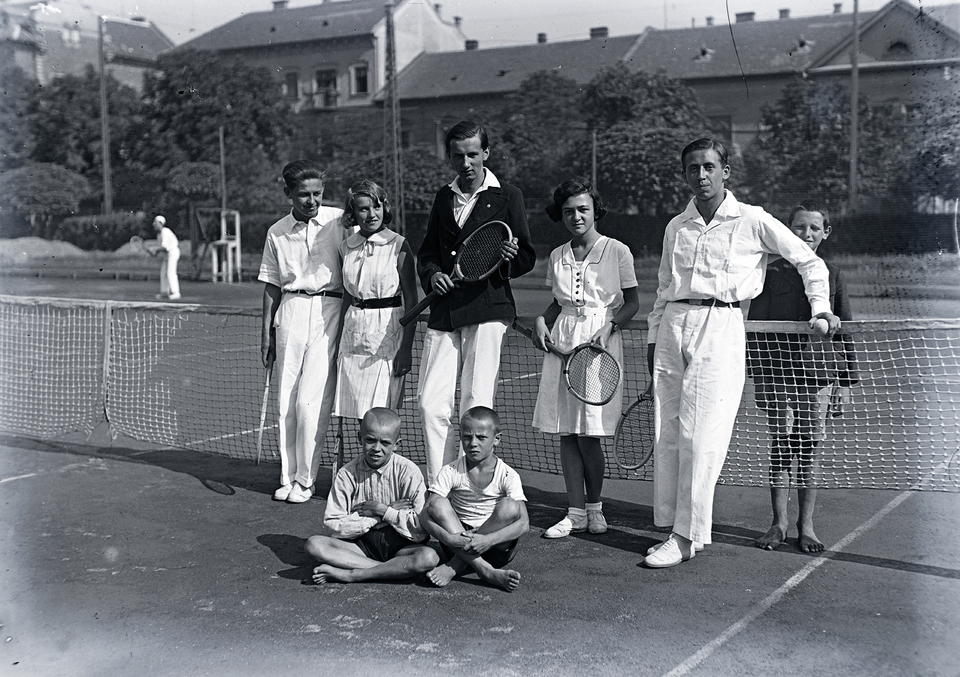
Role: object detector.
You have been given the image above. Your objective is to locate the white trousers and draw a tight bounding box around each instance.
[417,320,508,486]
[652,303,745,545]
[160,251,180,297]
[275,294,341,488]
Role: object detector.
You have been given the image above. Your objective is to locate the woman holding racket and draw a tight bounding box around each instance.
[530,178,639,539]
[334,179,418,420]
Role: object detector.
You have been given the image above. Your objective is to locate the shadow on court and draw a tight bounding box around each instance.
[2,430,958,677]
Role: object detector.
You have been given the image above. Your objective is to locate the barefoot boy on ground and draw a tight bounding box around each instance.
[420,406,529,592]
[306,408,439,584]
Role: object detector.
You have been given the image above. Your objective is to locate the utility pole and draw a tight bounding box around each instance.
[219,125,228,211]
[383,1,404,233]
[98,16,113,215]
[849,0,860,212]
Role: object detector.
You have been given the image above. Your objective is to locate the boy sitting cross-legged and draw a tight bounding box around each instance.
[420,406,529,592]
[306,407,439,584]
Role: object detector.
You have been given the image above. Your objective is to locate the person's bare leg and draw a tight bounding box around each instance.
[306,535,379,584]
[757,437,791,550]
[422,496,472,587]
[341,546,440,582]
[796,438,823,552]
[462,498,523,592]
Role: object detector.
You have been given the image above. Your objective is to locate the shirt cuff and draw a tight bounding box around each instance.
[382,507,399,524]
[809,301,831,317]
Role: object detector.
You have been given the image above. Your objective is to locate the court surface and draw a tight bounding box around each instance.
[1,271,959,676]
[2,429,958,676]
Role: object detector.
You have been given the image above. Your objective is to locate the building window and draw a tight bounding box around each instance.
[314,69,338,107]
[352,64,369,95]
[283,71,299,99]
[886,41,912,60]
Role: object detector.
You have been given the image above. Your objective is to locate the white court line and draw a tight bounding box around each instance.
[663,453,953,677]
[0,472,40,483]
[662,491,913,677]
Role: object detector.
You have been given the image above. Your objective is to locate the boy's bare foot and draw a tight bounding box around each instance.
[312,564,352,584]
[427,563,458,587]
[756,525,787,551]
[478,567,521,592]
[798,528,824,553]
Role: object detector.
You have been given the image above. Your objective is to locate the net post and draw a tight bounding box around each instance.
[102,300,116,438]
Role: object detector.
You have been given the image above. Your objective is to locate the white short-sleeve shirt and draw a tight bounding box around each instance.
[430,456,526,529]
[258,207,346,292]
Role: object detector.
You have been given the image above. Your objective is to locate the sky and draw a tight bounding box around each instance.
[38,0,898,46]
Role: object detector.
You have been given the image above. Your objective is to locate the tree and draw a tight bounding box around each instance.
[28,65,142,198]
[136,50,296,214]
[0,163,91,238]
[582,65,712,133]
[909,84,960,204]
[0,65,41,171]
[578,65,712,213]
[744,78,912,213]
[493,71,587,202]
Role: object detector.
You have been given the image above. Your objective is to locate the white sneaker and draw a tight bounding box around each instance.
[643,534,695,568]
[168,293,182,301]
[587,510,608,534]
[544,515,587,539]
[273,484,293,501]
[646,539,704,556]
[286,482,314,504]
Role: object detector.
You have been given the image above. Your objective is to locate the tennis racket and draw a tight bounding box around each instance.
[255,357,273,465]
[512,320,622,406]
[613,388,655,470]
[129,235,151,256]
[399,220,513,326]
[331,416,344,486]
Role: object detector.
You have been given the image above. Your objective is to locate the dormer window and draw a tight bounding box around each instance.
[886,41,911,60]
[789,35,814,56]
[694,44,715,62]
[283,71,299,99]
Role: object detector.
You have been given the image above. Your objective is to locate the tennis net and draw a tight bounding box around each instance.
[1,295,957,490]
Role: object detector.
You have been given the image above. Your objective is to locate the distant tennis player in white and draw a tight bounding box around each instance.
[644,138,839,568]
[259,160,346,504]
[529,178,639,539]
[152,215,180,301]
[334,180,417,420]
[415,121,536,486]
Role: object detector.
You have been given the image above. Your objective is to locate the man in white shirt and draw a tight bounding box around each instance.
[152,215,180,301]
[259,159,346,504]
[643,138,840,568]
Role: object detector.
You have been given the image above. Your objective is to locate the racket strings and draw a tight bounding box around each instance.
[566,346,620,404]
[614,398,655,469]
[457,225,508,280]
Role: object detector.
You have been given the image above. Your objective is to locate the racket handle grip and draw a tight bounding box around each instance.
[399,290,438,327]
[512,320,565,358]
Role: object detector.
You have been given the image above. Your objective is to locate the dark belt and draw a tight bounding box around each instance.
[676,298,740,308]
[351,295,402,309]
[285,289,343,298]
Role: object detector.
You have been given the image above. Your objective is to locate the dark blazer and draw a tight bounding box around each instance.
[417,179,536,331]
[747,257,858,386]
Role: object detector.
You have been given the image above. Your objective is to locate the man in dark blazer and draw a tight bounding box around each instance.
[416,120,536,485]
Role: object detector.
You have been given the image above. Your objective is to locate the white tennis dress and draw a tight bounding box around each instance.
[532,236,637,436]
[334,228,406,419]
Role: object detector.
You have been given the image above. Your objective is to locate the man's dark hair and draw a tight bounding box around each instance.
[445,121,489,156]
[680,138,729,169]
[281,159,326,191]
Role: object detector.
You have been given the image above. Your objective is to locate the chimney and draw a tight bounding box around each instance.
[465,39,478,50]
[273,0,288,9]
[537,32,547,44]
[779,8,790,19]
[833,3,842,13]
[735,11,755,22]
[590,26,609,39]
[453,16,462,29]
[706,16,714,26]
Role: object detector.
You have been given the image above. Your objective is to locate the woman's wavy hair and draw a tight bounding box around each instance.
[342,179,393,228]
[544,177,608,222]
